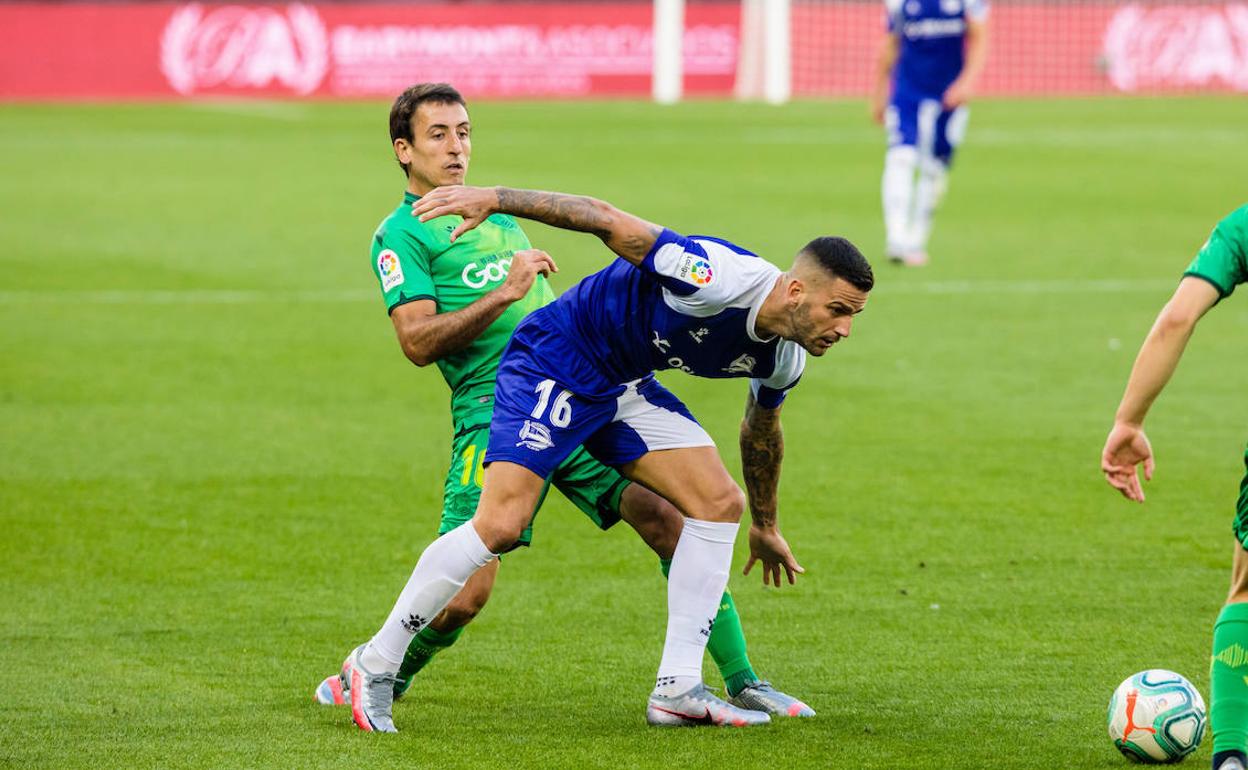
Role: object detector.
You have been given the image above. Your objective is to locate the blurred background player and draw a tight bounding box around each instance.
[871,0,989,266]
[318,82,813,725]
[1101,204,1248,770]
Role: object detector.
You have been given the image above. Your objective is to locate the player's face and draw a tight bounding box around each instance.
[398,102,471,194]
[790,277,868,356]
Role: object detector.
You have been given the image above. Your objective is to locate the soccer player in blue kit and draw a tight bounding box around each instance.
[338,183,874,732]
[871,0,989,266]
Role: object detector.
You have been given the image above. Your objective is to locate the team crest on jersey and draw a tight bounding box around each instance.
[516,420,554,451]
[378,249,404,291]
[724,354,756,375]
[677,254,715,286]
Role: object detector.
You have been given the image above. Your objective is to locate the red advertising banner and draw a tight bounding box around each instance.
[0,2,738,99]
[793,1,1248,96]
[1,2,1245,100]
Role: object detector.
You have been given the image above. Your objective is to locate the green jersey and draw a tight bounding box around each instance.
[370,192,555,424]
[1185,204,1248,300]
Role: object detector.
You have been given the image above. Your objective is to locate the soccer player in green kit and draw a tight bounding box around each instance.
[1102,204,1248,770]
[315,83,813,721]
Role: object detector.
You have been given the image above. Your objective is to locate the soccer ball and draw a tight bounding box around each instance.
[1107,669,1206,763]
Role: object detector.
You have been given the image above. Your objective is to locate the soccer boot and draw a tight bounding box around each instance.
[646,683,771,727]
[728,680,816,718]
[342,645,398,733]
[1215,755,1247,770]
[314,673,348,706]
[314,669,414,704]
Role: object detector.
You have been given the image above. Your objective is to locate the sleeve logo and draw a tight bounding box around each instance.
[378,249,405,291]
[677,254,715,286]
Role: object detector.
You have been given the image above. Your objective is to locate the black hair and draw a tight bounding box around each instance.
[800,236,874,292]
[388,83,467,174]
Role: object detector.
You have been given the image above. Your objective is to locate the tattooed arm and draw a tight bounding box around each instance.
[739,391,806,586]
[411,185,663,265]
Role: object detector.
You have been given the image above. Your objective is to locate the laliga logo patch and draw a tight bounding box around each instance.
[678,254,715,286]
[378,249,404,291]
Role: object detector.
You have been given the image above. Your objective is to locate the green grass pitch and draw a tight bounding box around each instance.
[2,96,1247,769]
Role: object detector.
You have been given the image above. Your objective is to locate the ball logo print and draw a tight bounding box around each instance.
[160,3,329,95]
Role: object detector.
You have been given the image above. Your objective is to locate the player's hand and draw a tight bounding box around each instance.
[869,94,886,125]
[942,80,972,109]
[411,185,499,242]
[1101,421,1155,503]
[743,523,805,587]
[500,249,558,302]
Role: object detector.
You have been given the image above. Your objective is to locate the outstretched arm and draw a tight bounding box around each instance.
[739,391,805,586]
[412,186,663,265]
[1102,276,1219,501]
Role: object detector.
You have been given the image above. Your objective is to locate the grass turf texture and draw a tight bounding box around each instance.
[2,97,1247,769]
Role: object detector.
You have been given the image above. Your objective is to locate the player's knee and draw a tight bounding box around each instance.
[473,508,527,552]
[704,483,746,523]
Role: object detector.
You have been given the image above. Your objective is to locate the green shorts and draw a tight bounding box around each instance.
[439,420,630,547]
[1235,445,1248,548]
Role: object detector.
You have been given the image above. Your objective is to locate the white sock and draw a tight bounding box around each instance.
[910,155,948,255]
[364,522,496,672]
[882,145,918,256]
[654,518,740,696]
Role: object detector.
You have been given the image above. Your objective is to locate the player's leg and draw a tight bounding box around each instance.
[342,462,543,731]
[585,379,768,725]
[1211,463,1248,770]
[318,420,550,707]
[882,96,919,263]
[393,425,553,696]
[613,484,808,713]
[552,452,800,711]
[910,102,966,261]
[394,559,498,698]
[319,561,498,706]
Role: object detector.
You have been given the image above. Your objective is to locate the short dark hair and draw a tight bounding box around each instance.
[800,236,874,292]
[388,83,467,174]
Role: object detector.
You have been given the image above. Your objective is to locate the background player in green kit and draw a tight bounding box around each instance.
[1102,204,1248,770]
[315,82,813,719]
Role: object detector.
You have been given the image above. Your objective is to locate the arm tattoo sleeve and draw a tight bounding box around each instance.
[739,392,784,527]
[495,187,660,263]
[496,188,614,239]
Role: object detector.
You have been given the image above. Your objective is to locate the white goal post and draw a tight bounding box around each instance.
[653,0,791,104]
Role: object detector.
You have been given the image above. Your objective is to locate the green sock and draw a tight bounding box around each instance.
[397,624,464,681]
[1212,603,1248,753]
[659,558,759,697]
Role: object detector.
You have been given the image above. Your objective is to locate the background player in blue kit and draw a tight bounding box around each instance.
[871,0,989,266]
[338,183,873,732]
